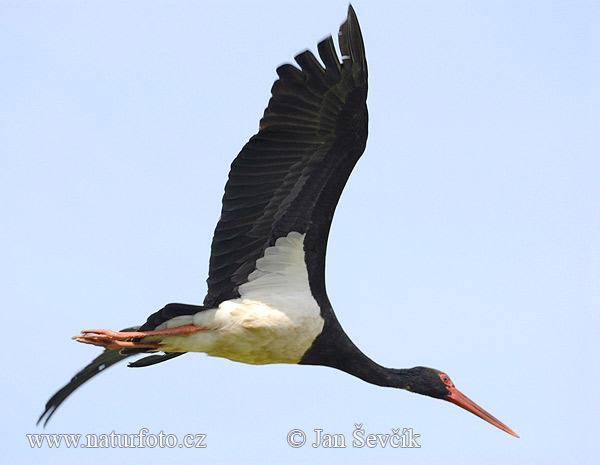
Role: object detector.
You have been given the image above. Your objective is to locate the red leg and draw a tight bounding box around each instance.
[73,324,205,350]
[78,325,203,339]
[71,336,162,350]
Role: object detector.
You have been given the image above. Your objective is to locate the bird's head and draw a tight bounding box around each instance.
[400,366,519,437]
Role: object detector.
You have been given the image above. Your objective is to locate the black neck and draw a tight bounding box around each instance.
[299,309,413,390]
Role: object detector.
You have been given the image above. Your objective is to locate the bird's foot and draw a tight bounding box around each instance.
[72,325,203,350]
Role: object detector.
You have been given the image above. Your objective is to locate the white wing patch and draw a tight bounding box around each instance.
[242,231,312,299]
[153,232,324,364]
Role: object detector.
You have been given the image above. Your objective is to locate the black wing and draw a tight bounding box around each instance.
[38,327,184,426]
[37,332,136,427]
[39,6,367,426]
[204,6,368,309]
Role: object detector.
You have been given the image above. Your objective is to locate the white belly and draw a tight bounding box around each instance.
[150,232,325,364]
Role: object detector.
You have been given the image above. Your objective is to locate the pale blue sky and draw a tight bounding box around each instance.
[1,1,598,464]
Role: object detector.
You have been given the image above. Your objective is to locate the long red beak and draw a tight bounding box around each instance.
[444,386,519,437]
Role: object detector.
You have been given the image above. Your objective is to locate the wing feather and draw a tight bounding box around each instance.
[205,6,368,308]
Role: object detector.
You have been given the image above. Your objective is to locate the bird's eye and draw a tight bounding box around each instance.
[439,374,451,385]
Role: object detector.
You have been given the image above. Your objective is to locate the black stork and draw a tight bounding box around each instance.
[39,6,518,438]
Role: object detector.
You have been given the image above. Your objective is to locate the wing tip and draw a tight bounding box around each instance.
[36,329,140,427]
[340,4,367,75]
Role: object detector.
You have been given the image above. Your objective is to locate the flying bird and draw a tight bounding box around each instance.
[39,6,517,438]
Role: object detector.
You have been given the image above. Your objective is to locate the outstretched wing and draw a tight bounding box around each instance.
[39,6,368,426]
[204,6,368,310]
